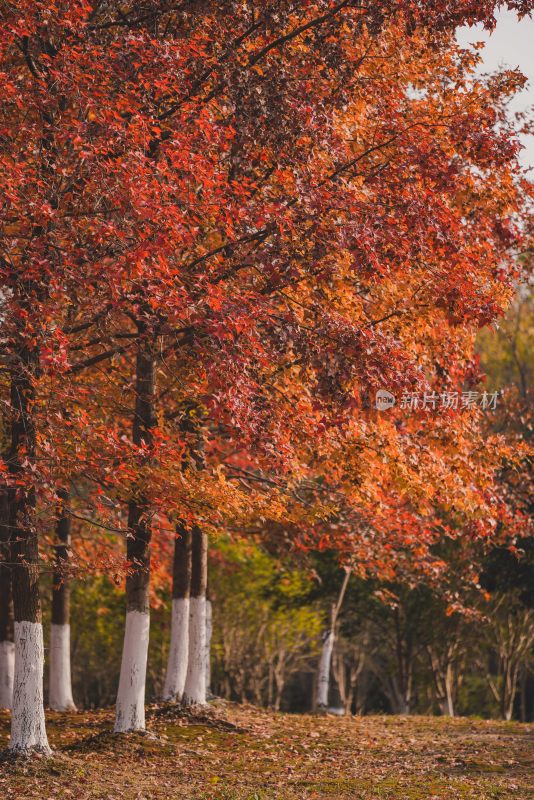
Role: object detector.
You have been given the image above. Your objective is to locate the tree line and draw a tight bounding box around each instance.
[2,535,534,725]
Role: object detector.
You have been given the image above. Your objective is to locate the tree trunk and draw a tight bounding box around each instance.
[274,680,285,711]
[332,647,346,711]
[115,336,156,733]
[428,643,458,718]
[315,568,351,711]
[183,528,208,705]
[316,629,334,710]
[502,658,518,722]
[162,525,192,701]
[273,651,286,711]
[205,597,213,695]
[333,645,365,717]
[8,346,50,753]
[49,489,76,711]
[442,661,456,717]
[267,662,274,708]
[0,492,14,710]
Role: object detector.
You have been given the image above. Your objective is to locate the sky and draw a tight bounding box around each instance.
[457,8,534,169]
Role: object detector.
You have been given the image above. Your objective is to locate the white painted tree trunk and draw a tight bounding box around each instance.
[49,623,76,711]
[183,597,207,705]
[162,598,189,702]
[315,570,351,712]
[10,621,51,753]
[316,630,334,709]
[0,639,15,709]
[114,610,150,732]
[205,599,212,693]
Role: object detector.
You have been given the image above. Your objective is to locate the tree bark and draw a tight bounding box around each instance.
[183,527,208,705]
[427,641,461,718]
[0,492,14,710]
[49,489,76,711]
[442,661,456,717]
[332,642,366,716]
[115,333,156,733]
[315,568,351,712]
[162,525,192,701]
[205,595,213,696]
[273,650,286,711]
[7,344,50,753]
[316,629,334,710]
[502,656,518,722]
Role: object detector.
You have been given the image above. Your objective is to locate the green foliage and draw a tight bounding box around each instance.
[212,538,314,605]
[210,538,322,709]
[476,287,533,397]
[63,577,125,708]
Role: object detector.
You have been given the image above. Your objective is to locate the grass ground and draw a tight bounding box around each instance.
[0,702,532,799]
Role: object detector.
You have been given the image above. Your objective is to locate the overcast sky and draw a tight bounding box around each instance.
[457,8,534,170]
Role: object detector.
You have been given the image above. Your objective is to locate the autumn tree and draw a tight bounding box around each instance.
[49,489,76,711]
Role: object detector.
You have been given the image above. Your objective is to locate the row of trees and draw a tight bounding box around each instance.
[0,0,532,754]
[200,542,534,722]
[2,535,534,724]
